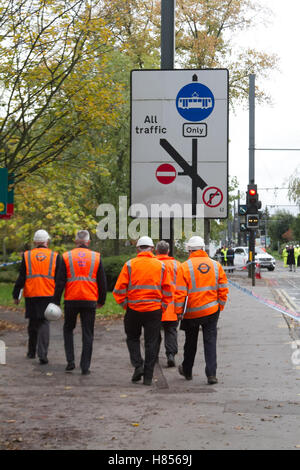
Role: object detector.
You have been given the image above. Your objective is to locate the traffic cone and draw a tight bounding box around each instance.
[255,263,261,279]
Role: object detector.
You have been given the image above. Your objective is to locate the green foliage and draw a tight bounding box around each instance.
[96,292,124,317]
[102,254,133,291]
[0,270,18,283]
[267,210,295,247]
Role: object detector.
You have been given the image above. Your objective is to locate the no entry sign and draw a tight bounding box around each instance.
[156,163,176,184]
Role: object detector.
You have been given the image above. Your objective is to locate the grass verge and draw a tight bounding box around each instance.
[0,283,124,318]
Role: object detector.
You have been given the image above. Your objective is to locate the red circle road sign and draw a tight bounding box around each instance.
[202,186,223,207]
[155,164,177,184]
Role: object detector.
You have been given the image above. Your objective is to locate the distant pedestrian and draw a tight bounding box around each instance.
[175,236,229,385]
[12,230,61,364]
[295,245,300,267]
[282,245,288,268]
[53,230,107,375]
[113,236,173,386]
[287,244,296,272]
[155,240,181,367]
[226,246,235,273]
[221,245,228,266]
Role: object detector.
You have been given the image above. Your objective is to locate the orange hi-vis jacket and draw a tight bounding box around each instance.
[63,248,101,301]
[113,251,173,312]
[156,254,181,322]
[175,250,229,319]
[23,248,58,298]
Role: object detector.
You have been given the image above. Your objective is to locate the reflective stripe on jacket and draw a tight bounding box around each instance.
[23,248,58,298]
[63,248,100,301]
[175,250,229,319]
[113,251,173,312]
[156,254,181,321]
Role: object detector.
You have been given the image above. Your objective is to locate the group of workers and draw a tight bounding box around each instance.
[12,230,229,386]
[282,244,300,271]
[216,245,235,272]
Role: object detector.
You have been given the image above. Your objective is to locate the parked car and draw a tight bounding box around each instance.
[233,246,276,271]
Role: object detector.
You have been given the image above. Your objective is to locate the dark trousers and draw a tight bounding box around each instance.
[124,307,162,380]
[181,310,220,377]
[157,321,178,357]
[28,318,49,360]
[227,258,234,273]
[63,305,96,372]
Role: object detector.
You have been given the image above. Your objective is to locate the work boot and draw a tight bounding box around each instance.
[167,354,175,367]
[39,358,48,365]
[207,376,218,385]
[143,376,152,386]
[26,352,35,359]
[65,362,75,372]
[178,364,192,380]
[131,365,144,383]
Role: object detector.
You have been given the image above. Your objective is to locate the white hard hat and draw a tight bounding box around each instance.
[136,236,154,247]
[187,236,205,249]
[33,229,50,242]
[44,303,62,321]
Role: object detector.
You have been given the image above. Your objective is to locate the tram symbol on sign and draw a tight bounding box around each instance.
[176,81,215,122]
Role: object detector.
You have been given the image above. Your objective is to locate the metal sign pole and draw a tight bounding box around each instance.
[161,0,176,255]
[249,74,256,286]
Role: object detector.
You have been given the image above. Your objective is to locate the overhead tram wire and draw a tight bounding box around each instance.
[254,148,300,151]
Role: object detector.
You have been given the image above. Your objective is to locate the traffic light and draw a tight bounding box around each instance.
[246,214,259,228]
[246,183,261,214]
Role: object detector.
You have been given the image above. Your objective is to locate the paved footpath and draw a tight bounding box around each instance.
[0,268,300,451]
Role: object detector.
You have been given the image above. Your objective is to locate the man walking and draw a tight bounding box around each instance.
[13,229,60,364]
[53,230,107,375]
[155,240,181,367]
[113,236,173,385]
[226,245,235,273]
[175,236,229,385]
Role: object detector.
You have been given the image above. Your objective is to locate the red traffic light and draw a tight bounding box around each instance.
[249,188,257,196]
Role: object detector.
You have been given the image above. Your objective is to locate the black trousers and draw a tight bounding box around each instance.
[27,318,49,360]
[180,310,220,377]
[63,305,96,372]
[157,321,178,357]
[124,307,162,380]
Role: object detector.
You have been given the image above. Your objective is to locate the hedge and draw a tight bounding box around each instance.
[102,254,132,291]
[0,254,134,292]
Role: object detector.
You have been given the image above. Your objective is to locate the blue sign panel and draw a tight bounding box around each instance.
[176,82,215,122]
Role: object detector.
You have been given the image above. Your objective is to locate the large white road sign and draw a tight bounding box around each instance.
[130,69,229,218]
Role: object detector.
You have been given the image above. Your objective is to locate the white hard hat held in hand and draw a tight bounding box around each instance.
[44,303,62,321]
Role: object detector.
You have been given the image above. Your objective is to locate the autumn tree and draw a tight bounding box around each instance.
[103,0,278,105]
[0,0,123,184]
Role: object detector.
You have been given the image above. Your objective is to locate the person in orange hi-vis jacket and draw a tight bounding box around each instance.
[113,236,173,386]
[155,240,181,368]
[13,229,61,364]
[175,236,229,385]
[53,230,107,376]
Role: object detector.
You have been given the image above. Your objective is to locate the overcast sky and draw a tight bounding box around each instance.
[229,0,300,215]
